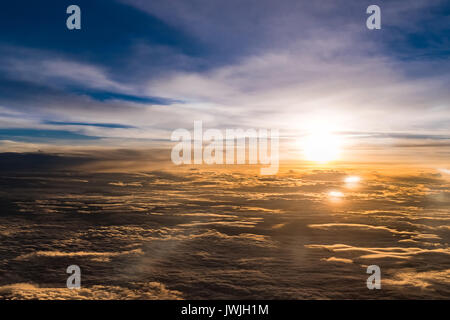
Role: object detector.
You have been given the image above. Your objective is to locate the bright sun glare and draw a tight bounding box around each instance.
[302,131,342,163]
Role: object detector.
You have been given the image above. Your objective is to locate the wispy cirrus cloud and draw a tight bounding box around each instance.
[0,0,447,160]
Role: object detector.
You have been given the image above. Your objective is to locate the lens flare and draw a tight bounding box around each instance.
[345,176,361,184]
[328,191,344,199]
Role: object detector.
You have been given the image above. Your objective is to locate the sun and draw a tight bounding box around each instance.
[302,131,342,163]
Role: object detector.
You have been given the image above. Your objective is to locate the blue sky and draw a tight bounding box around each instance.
[0,0,448,155]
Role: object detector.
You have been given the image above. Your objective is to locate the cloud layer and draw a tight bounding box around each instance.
[0,163,449,299]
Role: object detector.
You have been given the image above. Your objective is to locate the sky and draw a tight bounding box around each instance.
[0,0,449,164]
[0,1,449,300]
